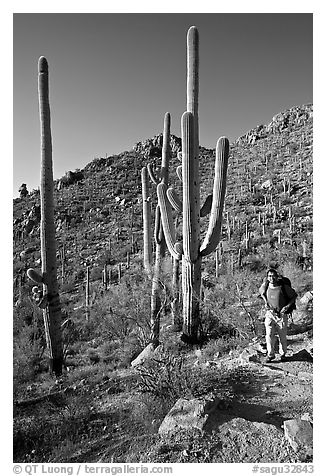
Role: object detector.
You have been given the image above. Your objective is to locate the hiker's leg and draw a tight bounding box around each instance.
[265,317,276,358]
[277,316,288,356]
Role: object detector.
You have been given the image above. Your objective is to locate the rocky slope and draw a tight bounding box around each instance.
[13,103,313,463]
[13,103,312,283]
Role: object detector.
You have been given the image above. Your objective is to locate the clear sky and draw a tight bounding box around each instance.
[13,12,312,196]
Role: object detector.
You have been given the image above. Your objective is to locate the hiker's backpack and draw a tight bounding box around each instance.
[262,275,297,313]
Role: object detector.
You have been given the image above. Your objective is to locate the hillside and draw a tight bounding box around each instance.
[13,103,313,463]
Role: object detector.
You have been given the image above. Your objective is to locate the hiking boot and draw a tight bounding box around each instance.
[280,355,287,362]
[265,356,275,363]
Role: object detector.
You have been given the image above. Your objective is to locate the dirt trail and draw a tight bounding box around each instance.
[216,332,313,426]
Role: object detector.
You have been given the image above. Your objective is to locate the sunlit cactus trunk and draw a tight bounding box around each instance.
[171,256,181,330]
[38,56,63,376]
[182,27,201,342]
[181,111,202,341]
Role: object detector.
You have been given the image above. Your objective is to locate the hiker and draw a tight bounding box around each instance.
[259,268,297,363]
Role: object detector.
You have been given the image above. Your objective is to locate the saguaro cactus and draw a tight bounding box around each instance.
[158,26,229,343]
[141,166,152,276]
[147,112,171,344]
[27,57,63,376]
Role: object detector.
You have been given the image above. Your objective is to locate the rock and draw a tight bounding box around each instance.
[249,340,267,354]
[283,419,313,457]
[292,349,313,362]
[158,394,222,435]
[262,179,273,189]
[288,308,312,334]
[57,170,84,189]
[133,134,182,158]
[238,347,260,364]
[18,183,28,198]
[300,291,313,305]
[130,343,162,367]
[219,417,282,441]
[301,412,313,424]
[297,371,312,380]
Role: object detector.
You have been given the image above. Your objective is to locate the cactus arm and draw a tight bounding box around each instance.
[154,205,165,245]
[176,165,183,182]
[157,183,182,260]
[27,268,45,284]
[200,194,213,217]
[200,136,229,257]
[147,163,159,185]
[160,112,170,185]
[167,187,182,213]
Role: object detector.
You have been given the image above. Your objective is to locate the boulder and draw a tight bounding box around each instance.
[18,183,28,198]
[288,303,312,334]
[158,394,222,435]
[283,419,313,457]
[262,179,273,189]
[301,412,313,424]
[130,343,162,367]
[291,349,313,362]
[300,291,313,305]
[238,347,260,364]
[217,417,284,460]
[249,341,267,354]
[133,134,182,158]
[57,170,84,189]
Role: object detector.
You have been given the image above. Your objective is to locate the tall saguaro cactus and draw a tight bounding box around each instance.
[144,113,171,344]
[158,26,229,343]
[28,57,63,376]
[150,112,171,344]
[141,166,152,276]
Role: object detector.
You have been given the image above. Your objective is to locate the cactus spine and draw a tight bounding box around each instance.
[158,26,229,343]
[37,56,63,375]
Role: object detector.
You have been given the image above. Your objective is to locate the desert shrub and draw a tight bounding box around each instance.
[136,352,201,402]
[13,323,46,391]
[70,273,152,355]
[136,348,237,405]
[241,252,265,271]
[201,270,261,339]
[279,262,312,295]
[60,277,77,294]
[13,294,35,327]
[100,337,142,368]
[199,336,245,361]
[90,266,102,281]
[14,391,102,463]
